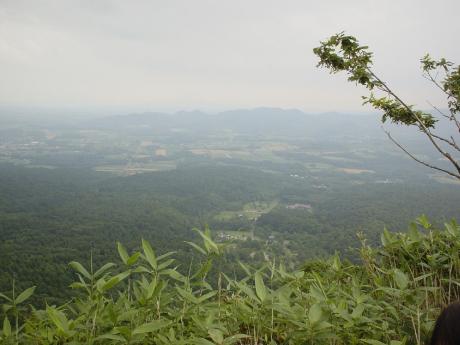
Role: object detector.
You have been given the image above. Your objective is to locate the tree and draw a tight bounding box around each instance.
[313,32,460,179]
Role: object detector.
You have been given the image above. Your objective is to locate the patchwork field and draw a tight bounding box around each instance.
[214,200,279,222]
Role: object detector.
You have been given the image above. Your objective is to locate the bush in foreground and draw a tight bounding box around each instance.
[1,216,460,344]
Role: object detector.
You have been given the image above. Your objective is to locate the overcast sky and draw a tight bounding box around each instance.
[0,0,459,113]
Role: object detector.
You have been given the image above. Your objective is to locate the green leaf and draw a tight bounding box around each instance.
[47,307,69,333]
[308,303,323,325]
[15,286,36,304]
[2,304,12,313]
[238,261,252,276]
[157,251,176,261]
[176,286,199,304]
[235,281,258,302]
[208,328,224,344]
[408,223,421,241]
[393,269,409,290]
[381,228,393,246]
[223,334,250,345]
[69,282,87,289]
[157,259,175,271]
[390,341,404,345]
[142,239,157,270]
[445,222,459,236]
[69,261,91,280]
[3,317,11,337]
[193,339,215,345]
[309,285,325,301]
[351,304,365,319]
[254,272,267,302]
[197,291,217,303]
[102,271,130,292]
[127,252,141,266]
[194,228,219,254]
[416,214,431,229]
[362,340,387,345]
[0,293,12,303]
[117,242,129,265]
[94,263,116,278]
[185,241,207,256]
[146,277,157,299]
[95,333,126,342]
[132,320,171,335]
[162,269,186,282]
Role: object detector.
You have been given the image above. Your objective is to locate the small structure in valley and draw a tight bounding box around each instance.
[286,203,312,210]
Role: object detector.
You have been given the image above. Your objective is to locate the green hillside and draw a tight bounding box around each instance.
[2,163,460,306]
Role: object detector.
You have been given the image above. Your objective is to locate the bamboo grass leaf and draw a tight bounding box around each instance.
[117,242,129,265]
[208,328,224,344]
[142,239,157,270]
[393,269,409,290]
[162,269,186,282]
[193,338,215,345]
[416,214,431,229]
[223,334,250,345]
[0,293,12,303]
[132,320,171,335]
[445,221,458,236]
[15,286,35,304]
[2,317,11,337]
[157,251,176,261]
[363,340,388,345]
[255,272,267,302]
[95,333,126,342]
[94,262,116,278]
[308,303,323,325]
[197,291,217,303]
[127,252,141,266]
[157,259,175,271]
[186,241,207,256]
[176,286,199,304]
[102,271,130,291]
[235,281,258,302]
[69,261,91,280]
[194,228,219,255]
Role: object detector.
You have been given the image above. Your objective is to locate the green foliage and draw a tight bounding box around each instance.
[313,32,438,129]
[2,164,460,305]
[314,32,460,180]
[421,54,460,115]
[2,218,460,344]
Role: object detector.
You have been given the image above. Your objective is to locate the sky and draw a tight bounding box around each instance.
[0,0,459,113]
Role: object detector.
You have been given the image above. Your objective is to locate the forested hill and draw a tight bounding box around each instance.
[1,163,460,305]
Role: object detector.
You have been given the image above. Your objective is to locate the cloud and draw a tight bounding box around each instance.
[0,0,458,111]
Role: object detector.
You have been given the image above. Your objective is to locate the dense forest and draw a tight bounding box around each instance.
[1,163,459,305]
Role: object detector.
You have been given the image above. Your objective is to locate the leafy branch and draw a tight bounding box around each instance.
[314,32,460,179]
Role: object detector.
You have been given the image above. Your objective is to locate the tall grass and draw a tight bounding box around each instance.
[1,216,459,344]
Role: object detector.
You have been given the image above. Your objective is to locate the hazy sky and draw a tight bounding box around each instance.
[0,0,459,112]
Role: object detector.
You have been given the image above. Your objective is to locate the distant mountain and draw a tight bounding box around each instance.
[83,107,386,139]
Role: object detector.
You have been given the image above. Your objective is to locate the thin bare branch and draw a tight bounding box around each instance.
[424,72,460,132]
[368,69,460,175]
[426,101,450,120]
[384,129,460,180]
[429,131,460,152]
[427,99,460,134]
[422,72,451,97]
